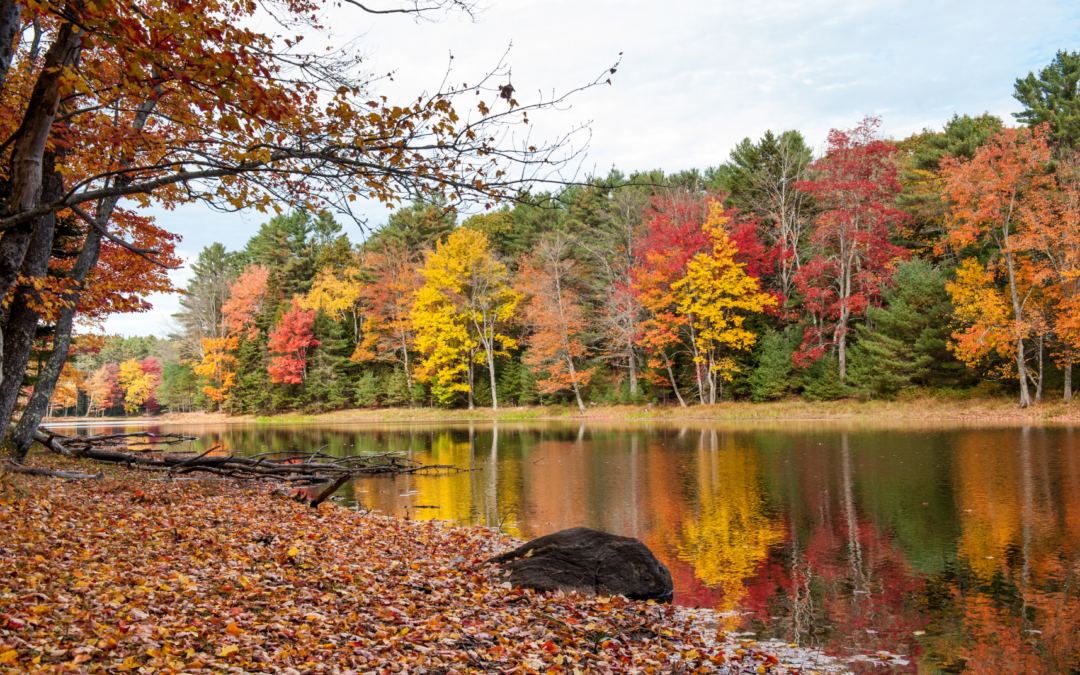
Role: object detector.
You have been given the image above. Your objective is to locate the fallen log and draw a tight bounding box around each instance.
[308,474,351,508]
[8,423,75,457]
[1,461,102,480]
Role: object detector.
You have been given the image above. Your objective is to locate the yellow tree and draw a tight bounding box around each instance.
[947,258,1021,379]
[413,228,519,409]
[193,336,239,406]
[117,359,158,414]
[301,259,367,339]
[671,203,776,403]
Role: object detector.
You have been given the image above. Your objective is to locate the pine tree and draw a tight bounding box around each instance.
[383,368,412,407]
[801,356,846,401]
[750,331,795,402]
[355,371,381,408]
[496,358,521,406]
[847,260,959,397]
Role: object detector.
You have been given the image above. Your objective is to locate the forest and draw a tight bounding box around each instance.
[55,50,1080,416]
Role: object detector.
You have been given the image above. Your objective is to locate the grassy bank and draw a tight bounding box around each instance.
[133,394,1080,427]
[0,456,853,674]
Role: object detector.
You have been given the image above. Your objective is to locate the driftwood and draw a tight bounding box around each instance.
[1,461,103,480]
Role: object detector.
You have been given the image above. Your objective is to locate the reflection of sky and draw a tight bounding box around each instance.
[102,0,1080,336]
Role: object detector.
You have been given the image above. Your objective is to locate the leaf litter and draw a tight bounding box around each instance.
[0,460,861,674]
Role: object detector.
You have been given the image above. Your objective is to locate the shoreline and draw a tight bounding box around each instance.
[46,396,1080,428]
[0,456,864,674]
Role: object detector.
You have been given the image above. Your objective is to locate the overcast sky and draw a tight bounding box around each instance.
[104,0,1080,337]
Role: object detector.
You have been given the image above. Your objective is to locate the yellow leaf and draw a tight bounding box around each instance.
[217,645,238,657]
[287,546,299,557]
[0,650,17,664]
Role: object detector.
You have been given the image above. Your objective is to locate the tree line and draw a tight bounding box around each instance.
[57,51,1080,414]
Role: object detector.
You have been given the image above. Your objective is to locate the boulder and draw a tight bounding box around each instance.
[485,527,673,602]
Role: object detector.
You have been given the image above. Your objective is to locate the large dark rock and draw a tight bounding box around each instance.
[485,527,673,602]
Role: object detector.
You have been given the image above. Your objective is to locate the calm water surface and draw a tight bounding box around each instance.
[53,419,1080,673]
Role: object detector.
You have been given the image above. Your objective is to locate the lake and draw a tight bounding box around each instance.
[51,418,1080,673]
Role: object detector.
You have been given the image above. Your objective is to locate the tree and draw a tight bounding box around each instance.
[354,245,423,395]
[156,362,199,413]
[671,203,776,403]
[171,244,239,362]
[1014,50,1080,149]
[267,299,320,384]
[793,117,909,383]
[518,233,594,414]
[716,130,815,299]
[846,260,958,397]
[632,192,710,406]
[118,358,160,414]
[413,228,520,408]
[1022,150,1080,402]
[749,331,796,402]
[895,113,1004,245]
[85,363,123,416]
[221,265,271,340]
[301,260,366,339]
[946,258,1023,381]
[194,336,239,405]
[941,126,1054,407]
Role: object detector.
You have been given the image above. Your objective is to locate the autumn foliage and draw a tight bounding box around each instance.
[267,299,320,385]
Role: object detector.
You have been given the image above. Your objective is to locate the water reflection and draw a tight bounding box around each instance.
[55,419,1080,673]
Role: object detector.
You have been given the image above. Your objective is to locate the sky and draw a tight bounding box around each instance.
[103,0,1080,337]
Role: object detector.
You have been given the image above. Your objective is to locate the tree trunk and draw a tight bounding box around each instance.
[467,357,475,410]
[3,21,83,236]
[1065,362,1073,404]
[0,157,62,439]
[663,353,687,407]
[11,228,103,459]
[1001,199,1032,408]
[565,355,586,414]
[627,336,637,397]
[1035,333,1044,404]
[486,347,499,411]
[0,0,21,95]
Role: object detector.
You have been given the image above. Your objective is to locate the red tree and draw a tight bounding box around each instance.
[793,117,909,381]
[140,358,163,412]
[267,299,320,384]
[222,265,271,339]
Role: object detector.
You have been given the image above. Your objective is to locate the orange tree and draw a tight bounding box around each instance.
[517,233,594,414]
[0,0,614,458]
[941,126,1053,408]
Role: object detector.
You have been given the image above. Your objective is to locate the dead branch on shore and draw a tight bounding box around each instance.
[1,460,103,480]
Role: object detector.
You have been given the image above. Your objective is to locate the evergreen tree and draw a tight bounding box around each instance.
[801,355,845,401]
[847,260,961,397]
[355,370,381,408]
[1014,50,1080,149]
[383,367,412,407]
[750,330,795,402]
[518,359,539,405]
[363,197,457,259]
[496,357,522,406]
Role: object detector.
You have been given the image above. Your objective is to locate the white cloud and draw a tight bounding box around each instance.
[105,0,1080,335]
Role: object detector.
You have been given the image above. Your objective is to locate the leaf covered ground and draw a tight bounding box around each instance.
[0,459,852,674]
